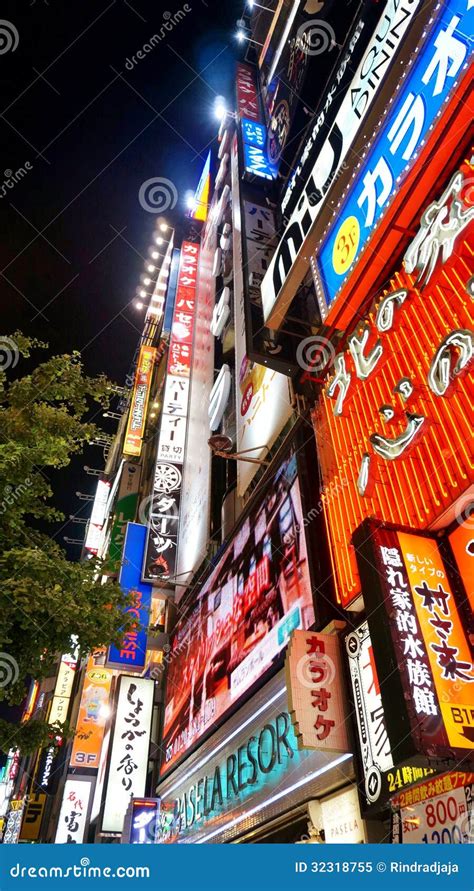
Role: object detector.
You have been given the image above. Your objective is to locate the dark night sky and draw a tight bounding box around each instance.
[0,0,240,544]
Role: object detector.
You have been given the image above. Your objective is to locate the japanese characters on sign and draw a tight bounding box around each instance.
[315,0,473,318]
[107,523,152,672]
[261,0,425,328]
[3,800,24,845]
[392,779,474,844]
[313,205,473,609]
[236,62,260,121]
[355,522,474,762]
[320,786,367,844]
[123,345,156,458]
[48,650,78,725]
[285,630,349,753]
[85,478,112,555]
[70,652,112,769]
[143,241,199,582]
[55,779,92,844]
[19,793,46,841]
[448,515,474,613]
[102,677,154,834]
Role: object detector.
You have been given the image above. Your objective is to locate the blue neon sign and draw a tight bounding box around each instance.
[317,0,473,311]
[242,117,277,180]
[107,522,152,671]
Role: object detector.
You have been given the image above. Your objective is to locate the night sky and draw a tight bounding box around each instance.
[0,0,240,543]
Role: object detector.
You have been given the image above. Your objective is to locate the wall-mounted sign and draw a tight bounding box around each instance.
[19,793,46,841]
[3,800,24,845]
[231,134,293,494]
[315,0,473,320]
[320,786,367,844]
[107,523,152,672]
[188,151,211,223]
[55,777,92,844]
[70,652,112,769]
[102,676,154,833]
[107,461,141,565]
[157,672,352,844]
[161,453,315,775]
[355,522,474,762]
[144,242,200,583]
[128,798,160,844]
[286,630,349,753]
[90,479,111,528]
[448,515,474,614]
[123,344,156,458]
[236,62,260,121]
[313,225,473,609]
[242,119,276,181]
[261,0,425,329]
[48,650,78,725]
[391,777,474,844]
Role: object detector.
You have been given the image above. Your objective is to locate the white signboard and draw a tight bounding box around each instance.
[156,414,187,464]
[395,785,474,844]
[231,134,292,496]
[55,778,92,844]
[102,677,154,833]
[321,786,367,844]
[261,0,424,328]
[90,479,111,528]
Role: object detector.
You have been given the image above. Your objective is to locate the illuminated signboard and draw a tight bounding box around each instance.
[129,798,160,844]
[391,773,474,844]
[70,652,112,769]
[123,344,156,458]
[107,461,141,565]
[48,648,78,725]
[285,630,349,753]
[157,673,352,844]
[102,676,154,833]
[312,205,473,609]
[143,241,199,582]
[242,119,276,181]
[236,62,260,121]
[261,0,426,329]
[90,479,111,528]
[55,778,92,844]
[188,151,211,223]
[448,516,474,614]
[107,523,152,672]
[161,452,315,775]
[355,522,474,761]
[231,134,293,495]
[345,621,434,812]
[315,0,473,319]
[19,793,46,841]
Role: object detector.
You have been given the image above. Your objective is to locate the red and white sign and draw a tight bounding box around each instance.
[286,630,349,753]
[236,63,260,121]
[55,778,92,844]
[393,783,474,844]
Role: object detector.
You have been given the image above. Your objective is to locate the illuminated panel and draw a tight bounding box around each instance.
[123,345,156,457]
[313,230,474,609]
[188,151,211,223]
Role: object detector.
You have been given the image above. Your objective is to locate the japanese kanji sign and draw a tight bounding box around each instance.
[354,521,474,761]
[19,793,46,841]
[123,344,156,458]
[391,778,474,844]
[315,0,473,318]
[286,630,349,753]
[70,652,112,769]
[143,242,199,582]
[55,778,92,844]
[102,676,154,833]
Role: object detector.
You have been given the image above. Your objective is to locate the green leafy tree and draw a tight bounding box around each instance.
[0,334,133,754]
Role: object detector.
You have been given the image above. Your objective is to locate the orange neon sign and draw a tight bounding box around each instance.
[123,344,156,457]
[313,214,473,609]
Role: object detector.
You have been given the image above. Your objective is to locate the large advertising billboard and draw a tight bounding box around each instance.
[313,176,473,609]
[107,523,152,672]
[161,452,315,774]
[123,345,156,458]
[70,651,112,770]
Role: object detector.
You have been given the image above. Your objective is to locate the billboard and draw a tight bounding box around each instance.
[355,522,474,761]
[123,344,156,458]
[107,461,141,565]
[102,676,154,833]
[70,652,112,769]
[448,516,474,614]
[161,452,315,774]
[261,0,426,329]
[231,133,293,495]
[143,242,200,582]
[313,201,473,609]
[107,523,152,672]
[174,195,219,597]
[391,776,474,844]
[19,793,46,842]
[315,0,474,322]
[55,778,93,844]
[285,630,349,754]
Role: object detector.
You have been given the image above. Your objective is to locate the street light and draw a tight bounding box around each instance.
[64,536,85,545]
[69,515,88,525]
[84,466,102,476]
[76,492,94,502]
[235,29,264,46]
[248,0,273,10]
[214,95,227,121]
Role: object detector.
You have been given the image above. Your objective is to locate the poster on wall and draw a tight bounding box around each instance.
[161,452,315,774]
[102,676,154,834]
[391,774,474,844]
[354,521,474,762]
